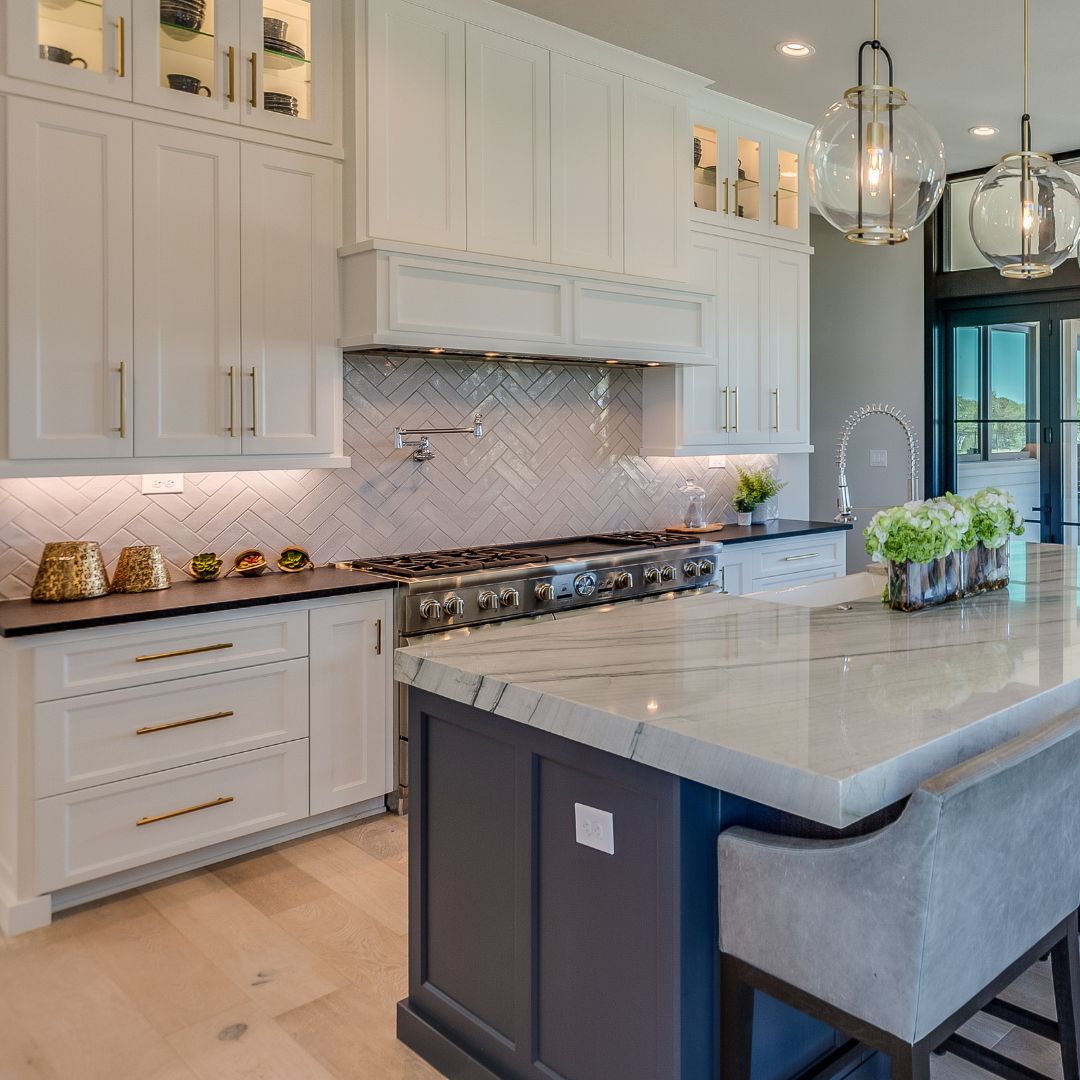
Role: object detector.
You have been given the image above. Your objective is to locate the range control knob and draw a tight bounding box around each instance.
[683,561,699,578]
[698,559,715,576]
[574,572,598,597]
[478,590,500,611]
[500,587,521,608]
[644,566,662,585]
[612,570,634,589]
[535,582,556,602]
[443,595,465,617]
[660,564,677,582]
[419,598,443,620]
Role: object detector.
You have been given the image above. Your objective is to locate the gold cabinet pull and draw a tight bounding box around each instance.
[783,552,820,562]
[249,367,259,435]
[226,45,236,103]
[375,618,383,656]
[773,387,780,432]
[228,365,238,437]
[116,361,127,439]
[249,51,258,108]
[136,795,234,827]
[136,710,234,736]
[732,385,740,433]
[116,15,125,77]
[135,642,234,663]
[722,177,730,215]
[721,386,730,432]
[774,188,780,226]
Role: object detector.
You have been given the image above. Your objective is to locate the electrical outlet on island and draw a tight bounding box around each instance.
[574,803,615,855]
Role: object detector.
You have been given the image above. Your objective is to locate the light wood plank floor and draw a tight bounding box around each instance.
[0,813,1063,1080]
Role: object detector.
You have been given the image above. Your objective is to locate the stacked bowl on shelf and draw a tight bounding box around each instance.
[161,0,206,33]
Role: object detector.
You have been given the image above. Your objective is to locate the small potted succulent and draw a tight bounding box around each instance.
[277,545,314,573]
[228,549,269,577]
[183,552,223,582]
[732,465,787,526]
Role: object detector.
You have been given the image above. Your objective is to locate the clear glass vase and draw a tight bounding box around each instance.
[885,552,962,612]
[962,542,1010,596]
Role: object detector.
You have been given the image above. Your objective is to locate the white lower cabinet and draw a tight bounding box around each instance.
[1,591,395,933]
[309,594,393,814]
[720,533,847,596]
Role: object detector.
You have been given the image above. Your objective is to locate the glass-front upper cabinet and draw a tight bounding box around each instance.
[732,130,764,229]
[6,0,133,100]
[771,139,808,242]
[133,0,241,119]
[240,0,335,144]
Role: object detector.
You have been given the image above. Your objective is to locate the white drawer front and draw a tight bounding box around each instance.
[753,567,844,593]
[35,659,310,797]
[573,280,711,356]
[35,741,309,892]
[752,536,846,581]
[388,254,569,344]
[33,609,308,701]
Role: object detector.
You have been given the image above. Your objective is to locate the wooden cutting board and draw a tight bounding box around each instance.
[664,523,725,534]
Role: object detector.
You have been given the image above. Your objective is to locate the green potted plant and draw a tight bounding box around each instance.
[732,465,787,526]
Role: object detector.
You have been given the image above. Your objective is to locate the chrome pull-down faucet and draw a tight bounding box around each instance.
[835,404,920,524]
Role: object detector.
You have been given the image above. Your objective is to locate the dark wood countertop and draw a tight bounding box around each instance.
[0,567,397,638]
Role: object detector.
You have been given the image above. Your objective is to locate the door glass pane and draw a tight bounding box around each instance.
[735,136,760,222]
[952,320,1040,544]
[955,326,981,459]
[776,148,799,231]
[160,0,220,100]
[693,124,718,213]
[37,0,104,74]
[1060,318,1080,542]
[261,0,312,122]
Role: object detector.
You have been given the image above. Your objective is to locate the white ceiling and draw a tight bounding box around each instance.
[496,0,1080,173]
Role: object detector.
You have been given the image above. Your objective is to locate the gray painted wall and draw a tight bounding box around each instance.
[809,216,926,568]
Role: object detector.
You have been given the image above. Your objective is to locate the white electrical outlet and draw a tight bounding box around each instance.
[708,456,727,469]
[574,803,615,855]
[870,449,888,468]
[141,474,184,495]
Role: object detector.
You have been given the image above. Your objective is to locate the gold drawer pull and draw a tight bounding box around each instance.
[136,710,234,736]
[135,642,234,663]
[136,796,234,827]
[783,552,820,562]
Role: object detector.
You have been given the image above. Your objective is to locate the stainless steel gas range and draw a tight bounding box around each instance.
[337,531,724,813]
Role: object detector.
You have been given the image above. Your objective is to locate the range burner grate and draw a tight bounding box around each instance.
[348,546,548,579]
[592,531,700,548]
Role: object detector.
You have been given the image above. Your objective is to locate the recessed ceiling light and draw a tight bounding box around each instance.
[969,125,999,137]
[776,41,815,58]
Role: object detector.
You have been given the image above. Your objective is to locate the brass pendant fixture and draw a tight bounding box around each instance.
[969,0,1080,278]
[806,0,946,245]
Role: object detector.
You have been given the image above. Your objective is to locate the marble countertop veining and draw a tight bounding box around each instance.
[396,542,1080,827]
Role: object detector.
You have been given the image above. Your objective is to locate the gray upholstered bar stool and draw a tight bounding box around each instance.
[718,710,1080,1080]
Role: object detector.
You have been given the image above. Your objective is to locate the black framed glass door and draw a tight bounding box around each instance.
[941,300,1080,544]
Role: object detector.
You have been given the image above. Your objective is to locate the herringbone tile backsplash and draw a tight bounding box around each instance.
[0,357,792,599]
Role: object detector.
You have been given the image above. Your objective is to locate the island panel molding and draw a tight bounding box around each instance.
[396,541,1080,827]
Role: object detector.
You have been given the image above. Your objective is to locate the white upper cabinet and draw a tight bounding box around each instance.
[550,54,623,273]
[133,0,241,121]
[7,99,133,461]
[768,248,810,446]
[134,125,243,458]
[727,238,770,446]
[7,0,133,100]
[769,134,809,243]
[465,26,550,262]
[624,78,690,281]
[367,0,466,248]
[240,143,338,455]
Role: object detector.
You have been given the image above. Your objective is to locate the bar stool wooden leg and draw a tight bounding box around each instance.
[720,954,754,1080]
[1052,912,1080,1080]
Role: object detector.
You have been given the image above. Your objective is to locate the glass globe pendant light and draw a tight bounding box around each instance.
[969,0,1080,279]
[806,0,946,245]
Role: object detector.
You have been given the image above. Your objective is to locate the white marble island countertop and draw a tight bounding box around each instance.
[396,542,1080,827]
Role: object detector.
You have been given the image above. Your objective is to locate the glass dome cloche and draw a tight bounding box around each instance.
[806,0,946,246]
[969,151,1080,279]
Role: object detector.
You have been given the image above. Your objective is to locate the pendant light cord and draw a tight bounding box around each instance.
[1022,0,1031,150]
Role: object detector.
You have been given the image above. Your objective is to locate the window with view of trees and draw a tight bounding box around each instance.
[954,323,1038,461]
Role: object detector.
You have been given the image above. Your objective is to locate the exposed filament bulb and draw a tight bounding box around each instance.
[864,120,887,196]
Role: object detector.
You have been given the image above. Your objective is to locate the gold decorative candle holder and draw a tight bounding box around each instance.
[111,545,172,594]
[31,541,110,602]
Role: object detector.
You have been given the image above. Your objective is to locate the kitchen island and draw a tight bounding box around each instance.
[394,541,1078,1080]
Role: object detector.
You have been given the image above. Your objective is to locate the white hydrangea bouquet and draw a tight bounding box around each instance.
[865,487,1023,611]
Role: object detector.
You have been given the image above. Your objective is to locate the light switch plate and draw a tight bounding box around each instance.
[574,802,615,855]
[141,474,184,495]
[869,449,888,468]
